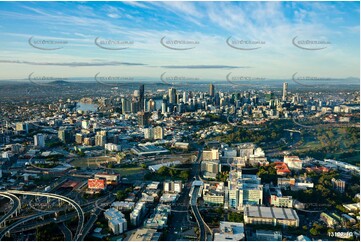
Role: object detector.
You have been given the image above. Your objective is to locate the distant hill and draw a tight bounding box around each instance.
[48,80,70,85]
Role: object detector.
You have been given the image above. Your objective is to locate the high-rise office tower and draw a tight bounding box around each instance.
[139,84,145,111]
[161,102,167,114]
[282,82,288,101]
[168,87,176,104]
[16,122,28,133]
[154,126,164,140]
[121,97,131,114]
[147,99,156,112]
[58,128,72,144]
[34,133,45,148]
[209,84,215,97]
[138,112,151,127]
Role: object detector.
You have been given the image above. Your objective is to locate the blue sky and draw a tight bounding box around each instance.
[0,1,359,82]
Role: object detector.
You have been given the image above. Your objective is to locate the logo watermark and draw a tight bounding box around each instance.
[28,36,68,50]
[95,37,134,50]
[94,72,134,86]
[160,36,199,50]
[292,72,332,87]
[292,36,331,51]
[226,36,265,50]
[28,72,68,86]
[226,72,266,87]
[160,72,200,86]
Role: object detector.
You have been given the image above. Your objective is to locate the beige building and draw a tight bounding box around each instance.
[244,205,299,227]
[202,149,219,161]
[129,228,161,241]
[284,156,303,170]
[153,126,164,140]
[270,195,293,208]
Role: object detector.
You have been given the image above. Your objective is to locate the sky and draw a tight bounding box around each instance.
[0,1,359,82]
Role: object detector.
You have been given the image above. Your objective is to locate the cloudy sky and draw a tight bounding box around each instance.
[0,1,359,82]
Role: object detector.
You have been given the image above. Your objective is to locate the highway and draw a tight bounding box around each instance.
[78,208,101,241]
[190,186,207,241]
[79,194,115,241]
[6,190,84,241]
[0,212,52,240]
[189,148,212,241]
[0,192,21,228]
[58,222,73,241]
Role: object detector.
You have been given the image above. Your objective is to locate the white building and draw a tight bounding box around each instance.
[105,143,122,152]
[284,156,303,170]
[214,221,245,241]
[163,180,182,193]
[227,170,263,211]
[34,133,45,148]
[130,202,146,226]
[104,208,127,235]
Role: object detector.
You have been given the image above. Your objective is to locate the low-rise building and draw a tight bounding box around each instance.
[331,178,346,193]
[255,230,282,241]
[163,180,182,193]
[274,161,291,176]
[214,221,245,241]
[320,212,338,227]
[203,182,225,205]
[277,178,296,189]
[129,228,161,241]
[94,173,120,185]
[201,159,220,179]
[144,204,171,230]
[284,156,303,170]
[111,201,135,211]
[104,208,127,235]
[130,202,146,226]
[270,195,293,208]
[244,205,299,227]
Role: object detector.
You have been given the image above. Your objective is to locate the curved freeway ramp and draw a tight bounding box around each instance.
[0,192,21,228]
[0,212,52,240]
[6,190,84,241]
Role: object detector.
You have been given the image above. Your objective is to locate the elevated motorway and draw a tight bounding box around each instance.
[0,212,52,240]
[188,148,212,241]
[0,192,21,228]
[5,190,84,241]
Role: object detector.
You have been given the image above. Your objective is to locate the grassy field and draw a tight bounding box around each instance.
[71,156,116,168]
[111,167,145,176]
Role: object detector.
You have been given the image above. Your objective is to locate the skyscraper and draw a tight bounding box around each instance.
[209,84,215,97]
[139,84,145,112]
[34,133,45,148]
[58,128,72,144]
[282,82,288,101]
[138,112,151,127]
[168,87,176,104]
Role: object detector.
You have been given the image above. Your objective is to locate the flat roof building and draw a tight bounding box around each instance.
[129,228,161,241]
[214,221,245,241]
[244,205,299,227]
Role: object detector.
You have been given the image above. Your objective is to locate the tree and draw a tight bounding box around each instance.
[310,227,319,236]
[179,170,190,180]
[116,190,127,200]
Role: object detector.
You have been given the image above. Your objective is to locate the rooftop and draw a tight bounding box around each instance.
[245,206,299,221]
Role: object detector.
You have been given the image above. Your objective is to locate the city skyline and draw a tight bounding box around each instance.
[0,1,360,81]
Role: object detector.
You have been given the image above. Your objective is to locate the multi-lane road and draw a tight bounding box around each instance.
[4,190,84,241]
[0,192,21,228]
[189,148,212,241]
